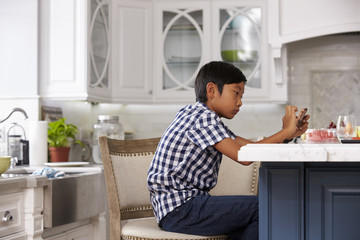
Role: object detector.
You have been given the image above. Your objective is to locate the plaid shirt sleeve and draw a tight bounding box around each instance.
[186,111,236,150]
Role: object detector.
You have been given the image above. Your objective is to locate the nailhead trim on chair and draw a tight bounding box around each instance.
[251,161,260,196]
[122,235,228,240]
[111,152,155,157]
[121,205,153,213]
[251,161,258,195]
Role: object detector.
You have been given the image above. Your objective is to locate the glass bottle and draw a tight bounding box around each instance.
[92,115,124,164]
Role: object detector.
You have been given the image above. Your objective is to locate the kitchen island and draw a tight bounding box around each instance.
[238,143,360,240]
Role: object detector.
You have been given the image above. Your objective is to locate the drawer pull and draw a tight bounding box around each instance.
[2,211,14,222]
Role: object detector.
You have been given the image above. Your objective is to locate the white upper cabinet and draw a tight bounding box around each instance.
[38,0,297,104]
[40,0,111,102]
[111,0,153,103]
[212,1,272,101]
[153,1,211,103]
[153,0,286,103]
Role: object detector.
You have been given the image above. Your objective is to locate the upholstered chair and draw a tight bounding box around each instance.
[99,136,259,240]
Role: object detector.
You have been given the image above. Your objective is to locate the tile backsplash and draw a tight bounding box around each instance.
[287,34,360,129]
[312,70,360,128]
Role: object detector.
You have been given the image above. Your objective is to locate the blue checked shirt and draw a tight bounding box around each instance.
[147,101,236,223]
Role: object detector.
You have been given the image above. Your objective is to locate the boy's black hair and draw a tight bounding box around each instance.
[195,61,247,103]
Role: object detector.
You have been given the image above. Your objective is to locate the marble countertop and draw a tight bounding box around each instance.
[238,143,360,162]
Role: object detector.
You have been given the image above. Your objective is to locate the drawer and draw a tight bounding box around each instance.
[0,192,24,238]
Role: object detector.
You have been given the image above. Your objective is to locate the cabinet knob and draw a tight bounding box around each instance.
[2,211,14,222]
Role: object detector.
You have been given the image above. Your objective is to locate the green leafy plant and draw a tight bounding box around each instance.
[47,118,83,148]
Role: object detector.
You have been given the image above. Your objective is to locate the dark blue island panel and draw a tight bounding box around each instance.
[259,162,360,240]
[306,168,360,240]
[259,162,304,240]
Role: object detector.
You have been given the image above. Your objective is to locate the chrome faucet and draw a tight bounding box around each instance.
[0,108,29,124]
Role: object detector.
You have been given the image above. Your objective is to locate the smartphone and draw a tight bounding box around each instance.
[297,108,308,127]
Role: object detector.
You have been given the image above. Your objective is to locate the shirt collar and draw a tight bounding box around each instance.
[195,101,210,111]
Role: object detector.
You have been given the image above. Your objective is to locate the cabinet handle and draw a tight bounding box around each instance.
[2,211,14,222]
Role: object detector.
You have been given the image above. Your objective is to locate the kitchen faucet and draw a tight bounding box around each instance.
[0,107,29,123]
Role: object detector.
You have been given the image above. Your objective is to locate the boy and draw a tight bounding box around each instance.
[147,61,309,239]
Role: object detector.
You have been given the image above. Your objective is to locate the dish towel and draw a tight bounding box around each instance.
[32,166,65,178]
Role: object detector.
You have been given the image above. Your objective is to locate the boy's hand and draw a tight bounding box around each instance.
[282,105,298,138]
[292,108,310,138]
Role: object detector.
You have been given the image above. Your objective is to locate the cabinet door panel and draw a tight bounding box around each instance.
[259,163,304,240]
[219,7,262,89]
[163,11,202,91]
[0,192,24,238]
[153,1,211,102]
[47,0,79,86]
[40,0,112,102]
[112,1,153,103]
[90,0,110,90]
[307,170,360,240]
[212,1,269,100]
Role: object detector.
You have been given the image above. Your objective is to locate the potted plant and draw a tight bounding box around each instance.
[47,118,83,162]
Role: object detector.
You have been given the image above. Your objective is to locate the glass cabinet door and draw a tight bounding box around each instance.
[163,10,202,91]
[90,0,110,90]
[218,6,263,90]
[154,3,211,100]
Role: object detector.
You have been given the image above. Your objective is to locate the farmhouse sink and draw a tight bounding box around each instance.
[3,166,107,228]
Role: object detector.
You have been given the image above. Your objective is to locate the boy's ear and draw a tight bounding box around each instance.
[206,82,217,98]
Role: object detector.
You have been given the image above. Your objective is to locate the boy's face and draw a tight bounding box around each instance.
[208,82,245,119]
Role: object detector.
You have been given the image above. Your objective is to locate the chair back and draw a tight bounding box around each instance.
[100,137,160,239]
[210,155,260,196]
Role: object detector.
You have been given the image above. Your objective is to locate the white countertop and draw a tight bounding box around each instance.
[238,143,360,162]
[0,164,103,186]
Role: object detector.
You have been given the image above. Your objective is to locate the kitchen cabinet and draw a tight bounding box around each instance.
[238,144,360,240]
[152,0,287,103]
[111,0,153,103]
[153,1,211,102]
[38,0,288,104]
[306,169,360,240]
[212,1,271,101]
[40,0,112,102]
[260,162,360,240]
[0,192,25,240]
[0,176,47,240]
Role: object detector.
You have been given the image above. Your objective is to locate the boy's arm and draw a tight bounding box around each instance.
[215,127,294,166]
[214,138,252,166]
[214,105,304,165]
